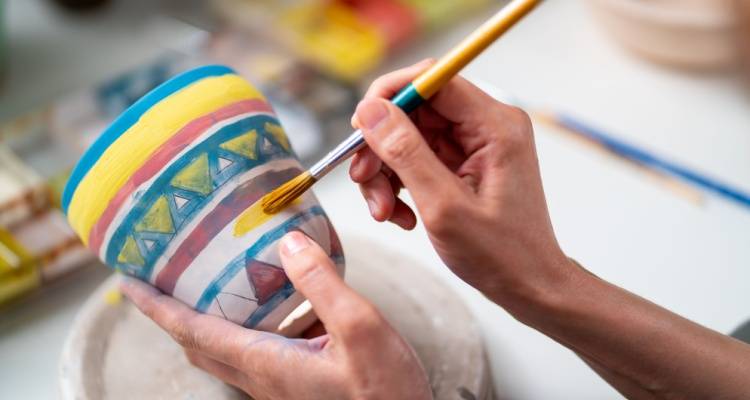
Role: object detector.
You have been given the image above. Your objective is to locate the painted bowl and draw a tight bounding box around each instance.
[62,65,344,336]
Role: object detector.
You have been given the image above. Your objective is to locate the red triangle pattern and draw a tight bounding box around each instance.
[245,259,288,305]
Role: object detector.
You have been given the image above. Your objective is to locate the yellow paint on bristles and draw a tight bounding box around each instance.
[234,183,307,237]
[260,171,315,214]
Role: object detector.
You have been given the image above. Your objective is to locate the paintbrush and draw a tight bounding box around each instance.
[261,0,540,214]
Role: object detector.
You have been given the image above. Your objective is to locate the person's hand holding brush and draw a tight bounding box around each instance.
[350,59,750,399]
[350,59,567,300]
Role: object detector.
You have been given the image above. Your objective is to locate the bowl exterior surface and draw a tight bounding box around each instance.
[585,0,738,70]
[64,65,343,331]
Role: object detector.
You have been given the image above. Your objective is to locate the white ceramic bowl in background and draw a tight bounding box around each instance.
[584,0,741,70]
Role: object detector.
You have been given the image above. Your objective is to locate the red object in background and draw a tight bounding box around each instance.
[341,0,420,50]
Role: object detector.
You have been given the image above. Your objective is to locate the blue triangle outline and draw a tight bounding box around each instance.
[211,148,250,187]
[165,187,203,225]
[133,230,173,265]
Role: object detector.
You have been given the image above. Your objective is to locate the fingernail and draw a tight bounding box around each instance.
[282,231,310,255]
[357,99,388,130]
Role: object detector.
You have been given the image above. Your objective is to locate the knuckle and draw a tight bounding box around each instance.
[290,254,331,286]
[135,293,165,321]
[421,198,463,236]
[171,316,201,350]
[380,127,420,167]
[498,105,533,149]
[509,106,533,134]
[340,302,384,340]
[139,299,158,320]
[370,74,395,94]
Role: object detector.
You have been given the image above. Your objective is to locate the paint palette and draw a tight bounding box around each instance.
[211,0,493,81]
[62,65,344,336]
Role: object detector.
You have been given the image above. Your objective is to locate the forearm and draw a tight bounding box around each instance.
[492,259,750,399]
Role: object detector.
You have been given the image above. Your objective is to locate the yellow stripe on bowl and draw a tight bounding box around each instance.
[68,74,263,244]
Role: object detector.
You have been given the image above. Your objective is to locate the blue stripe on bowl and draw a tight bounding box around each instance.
[61,64,237,213]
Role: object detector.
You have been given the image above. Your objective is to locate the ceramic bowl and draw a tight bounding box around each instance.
[62,65,344,336]
[584,0,740,70]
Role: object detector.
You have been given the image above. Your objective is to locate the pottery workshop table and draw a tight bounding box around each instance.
[2,1,749,399]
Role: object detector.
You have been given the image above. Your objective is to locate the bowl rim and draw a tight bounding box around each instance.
[586,0,735,29]
[61,64,237,214]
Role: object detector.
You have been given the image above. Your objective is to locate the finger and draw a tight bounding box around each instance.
[388,171,404,196]
[385,174,417,229]
[433,135,467,172]
[120,277,276,370]
[184,349,247,390]
[412,105,452,136]
[428,76,525,154]
[359,172,395,221]
[428,75,496,125]
[362,58,435,102]
[354,97,463,209]
[360,60,503,133]
[278,232,372,336]
[389,198,417,230]
[349,147,382,183]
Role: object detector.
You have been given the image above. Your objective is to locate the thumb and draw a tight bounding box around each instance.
[354,98,461,207]
[278,231,370,336]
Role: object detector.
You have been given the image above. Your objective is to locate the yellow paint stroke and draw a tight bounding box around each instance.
[233,197,302,238]
[68,74,263,244]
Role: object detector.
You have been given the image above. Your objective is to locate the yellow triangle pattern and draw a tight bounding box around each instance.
[118,235,145,266]
[135,195,175,234]
[264,123,290,151]
[220,130,258,160]
[171,153,212,195]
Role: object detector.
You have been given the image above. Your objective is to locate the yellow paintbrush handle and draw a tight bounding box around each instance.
[412,0,540,99]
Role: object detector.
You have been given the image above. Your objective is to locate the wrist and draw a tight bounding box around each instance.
[485,253,591,326]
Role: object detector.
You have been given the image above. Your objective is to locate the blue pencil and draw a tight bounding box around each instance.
[553,113,750,210]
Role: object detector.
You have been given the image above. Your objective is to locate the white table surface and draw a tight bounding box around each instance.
[1,1,749,399]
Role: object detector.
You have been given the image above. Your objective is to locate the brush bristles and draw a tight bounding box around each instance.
[261,172,316,214]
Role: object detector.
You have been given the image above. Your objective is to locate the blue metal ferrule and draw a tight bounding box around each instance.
[390,83,425,114]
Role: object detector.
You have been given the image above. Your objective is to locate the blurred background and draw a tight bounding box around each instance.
[0,0,749,399]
